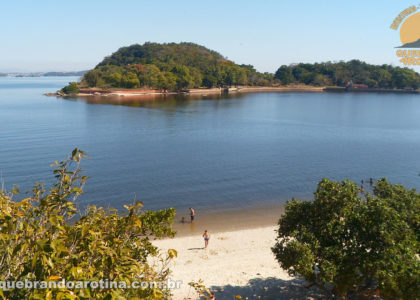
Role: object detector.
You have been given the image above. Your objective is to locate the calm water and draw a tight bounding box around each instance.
[1,77,420,215]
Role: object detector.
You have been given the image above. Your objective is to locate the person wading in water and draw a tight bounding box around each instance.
[189,207,195,223]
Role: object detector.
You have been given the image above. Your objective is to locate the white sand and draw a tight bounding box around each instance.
[153,226,324,300]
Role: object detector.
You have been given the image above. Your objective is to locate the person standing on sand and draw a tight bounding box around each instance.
[203,230,210,248]
[189,207,195,223]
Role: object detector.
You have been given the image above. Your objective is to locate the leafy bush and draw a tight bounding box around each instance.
[272,178,420,299]
[61,82,79,95]
[0,149,177,299]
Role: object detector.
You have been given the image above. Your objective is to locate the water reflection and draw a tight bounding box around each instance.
[67,92,248,111]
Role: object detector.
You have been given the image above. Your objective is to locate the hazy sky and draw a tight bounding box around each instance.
[0,0,416,72]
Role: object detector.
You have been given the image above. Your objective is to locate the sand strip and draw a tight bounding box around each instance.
[153,226,325,299]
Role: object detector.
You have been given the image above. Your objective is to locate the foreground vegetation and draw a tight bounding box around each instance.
[273,178,420,299]
[0,149,177,299]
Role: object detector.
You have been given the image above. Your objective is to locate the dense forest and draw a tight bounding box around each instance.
[275,60,420,89]
[80,42,274,90]
[68,42,420,92]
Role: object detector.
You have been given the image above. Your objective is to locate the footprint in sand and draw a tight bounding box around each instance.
[217,236,228,240]
[184,260,192,265]
[209,250,218,255]
[200,254,209,260]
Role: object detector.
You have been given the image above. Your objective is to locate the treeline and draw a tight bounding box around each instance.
[275,60,420,89]
[81,42,273,90]
[73,43,420,92]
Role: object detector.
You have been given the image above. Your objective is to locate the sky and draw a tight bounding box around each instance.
[0,0,417,73]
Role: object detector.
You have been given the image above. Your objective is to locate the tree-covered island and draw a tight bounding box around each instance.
[77,42,274,91]
[60,42,420,95]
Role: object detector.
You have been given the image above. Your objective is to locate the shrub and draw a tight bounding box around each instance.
[272,178,420,299]
[61,82,79,95]
[0,149,177,299]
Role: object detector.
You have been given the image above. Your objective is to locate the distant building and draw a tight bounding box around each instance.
[353,84,368,89]
[346,80,368,89]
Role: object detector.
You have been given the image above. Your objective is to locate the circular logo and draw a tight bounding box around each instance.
[399,12,420,47]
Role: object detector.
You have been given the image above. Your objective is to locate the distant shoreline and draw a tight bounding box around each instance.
[45,85,420,98]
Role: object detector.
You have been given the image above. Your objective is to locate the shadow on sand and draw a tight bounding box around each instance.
[204,277,328,300]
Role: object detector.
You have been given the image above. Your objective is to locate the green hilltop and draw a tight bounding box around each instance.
[80,42,273,90]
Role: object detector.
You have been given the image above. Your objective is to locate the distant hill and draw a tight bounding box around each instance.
[79,42,273,90]
[43,71,87,76]
[396,38,420,48]
[0,73,6,77]
[0,71,86,77]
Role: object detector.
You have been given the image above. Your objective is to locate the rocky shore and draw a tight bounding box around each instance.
[45,85,419,98]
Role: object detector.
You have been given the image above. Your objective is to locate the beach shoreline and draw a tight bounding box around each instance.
[153,225,325,299]
[171,202,285,238]
[151,201,328,299]
[46,85,326,98]
[46,85,420,98]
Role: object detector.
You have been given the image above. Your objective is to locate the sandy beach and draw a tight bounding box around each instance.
[153,225,325,300]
